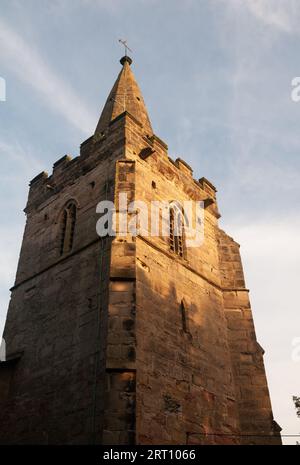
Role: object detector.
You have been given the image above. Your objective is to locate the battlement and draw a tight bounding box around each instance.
[29,171,49,187]
[123,109,221,218]
[198,176,217,196]
[165,155,217,206]
[26,113,129,212]
[27,109,219,222]
[175,157,193,176]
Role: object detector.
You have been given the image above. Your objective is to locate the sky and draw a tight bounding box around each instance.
[0,0,299,444]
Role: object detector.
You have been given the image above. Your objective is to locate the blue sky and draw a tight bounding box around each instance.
[0,0,300,443]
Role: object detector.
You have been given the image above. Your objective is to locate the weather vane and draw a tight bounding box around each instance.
[118,39,132,57]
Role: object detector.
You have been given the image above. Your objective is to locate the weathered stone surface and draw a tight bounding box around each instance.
[0,57,280,445]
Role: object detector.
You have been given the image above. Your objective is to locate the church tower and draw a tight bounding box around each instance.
[0,56,281,445]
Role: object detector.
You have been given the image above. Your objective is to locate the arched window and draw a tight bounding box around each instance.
[169,202,185,258]
[60,202,77,255]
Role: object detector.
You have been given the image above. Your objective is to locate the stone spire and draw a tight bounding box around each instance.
[94,56,153,137]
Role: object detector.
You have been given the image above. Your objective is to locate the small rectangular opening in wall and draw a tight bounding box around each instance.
[181,299,189,333]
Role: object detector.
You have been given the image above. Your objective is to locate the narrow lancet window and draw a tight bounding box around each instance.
[181,299,189,333]
[60,202,77,255]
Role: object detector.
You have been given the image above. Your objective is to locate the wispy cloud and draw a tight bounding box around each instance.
[0,18,96,135]
[0,140,43,175]
[210,0,300,214]
[222,0,300,34]
[0,140,44,210]
[0,139,42,337]
[243,0,298,33]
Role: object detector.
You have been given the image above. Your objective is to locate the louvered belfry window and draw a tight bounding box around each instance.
[169,203,185,258]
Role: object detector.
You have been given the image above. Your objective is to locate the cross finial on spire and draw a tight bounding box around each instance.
[118,39,132,57]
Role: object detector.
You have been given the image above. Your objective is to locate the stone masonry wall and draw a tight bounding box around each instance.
[102,158,137,445]
[121,115,241,444]
[218,229,281,445]
[0,116,126,444]
[0,108,280,445]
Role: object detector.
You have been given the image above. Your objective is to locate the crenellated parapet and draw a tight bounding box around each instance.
[26,111,128,213]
